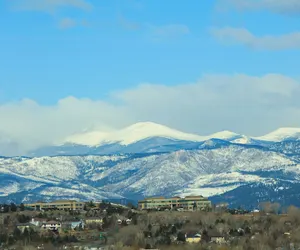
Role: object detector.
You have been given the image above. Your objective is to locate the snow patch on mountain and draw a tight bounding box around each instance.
[177,172,265,197]
[0,182,20,196]
[180,186,239,197]
[39,186,122,200]
[232,136,253,144]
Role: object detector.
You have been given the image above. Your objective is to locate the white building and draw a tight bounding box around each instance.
[42,220,61,231]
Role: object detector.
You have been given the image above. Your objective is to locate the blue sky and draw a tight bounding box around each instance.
[2,0,300,103]
[1,0,300,154]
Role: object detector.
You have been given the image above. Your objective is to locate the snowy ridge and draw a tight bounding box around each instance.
[256,127,300,142]
[208,130,241,140]
[61,122,300,148]
[28,122,300,157]
[3,122,300,207]
[64,122,206,146]
[0,143,299,206]
[62,122,247,147]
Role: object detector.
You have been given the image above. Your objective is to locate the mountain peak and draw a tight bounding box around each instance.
[256,127,300,142]
[273,127,300,133]
[123,121,171,131]
[63,122,205,146]
[62,122,300,148]
[105,121,205,145]
[209,130,240,139]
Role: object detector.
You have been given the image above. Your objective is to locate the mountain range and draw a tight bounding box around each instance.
[1,122,300,209]
[28,122,298,157]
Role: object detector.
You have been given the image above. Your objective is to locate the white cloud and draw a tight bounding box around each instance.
[1,74,300,155]
[13,0,93,12]
[217,0,300,15]
[211,27,300,50]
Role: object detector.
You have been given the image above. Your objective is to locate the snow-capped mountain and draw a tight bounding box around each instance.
[255,127,300,142]
[63,123,300,146]
[3,122,300,208]
[29,122,253,157]
[1,142,300,208]
[0,155,126,202]
[63,122,206,146]
[28,122,300,157]
[65,122,300,148]
[4,122,300,157]
[62,122,249,147]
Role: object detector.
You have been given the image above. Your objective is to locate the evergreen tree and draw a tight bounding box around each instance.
[13,227,21,240]
[171,225,177,234]
[10,203,17,212]
[177,232,186,242]
[19,203,25,211]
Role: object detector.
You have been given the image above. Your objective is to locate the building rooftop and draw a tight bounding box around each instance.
[85,217,103,220]
[186,231,201,238]
[145,197,166,200]
[141,195,209,201]
[16,223,34,227]
[44,220,60,224]
[25,199,84,205]
[51,199,78,203]
[185,195,204,198]
[32,218,47,222]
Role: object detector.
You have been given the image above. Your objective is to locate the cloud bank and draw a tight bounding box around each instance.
[217,0,300,15]
[211,27,300,50]
[1,74,300,155]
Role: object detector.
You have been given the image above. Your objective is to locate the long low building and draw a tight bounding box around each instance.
[138,195,212,211]
[25,200,85,211]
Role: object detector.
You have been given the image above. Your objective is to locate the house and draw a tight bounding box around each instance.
[283,232,291,239]
[16,223,37,233]
[215,203,229,211]
[185,232,201,243]
[41,220,61,231]
[62,220,85,230]
[85,217,103,224]
[71,220,85,230]
[207,230,226,244]
[30,217,47,226]
[116,216,131,225]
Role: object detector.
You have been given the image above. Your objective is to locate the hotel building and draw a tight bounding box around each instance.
[138,195,211,211]
[25,200,85,211]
